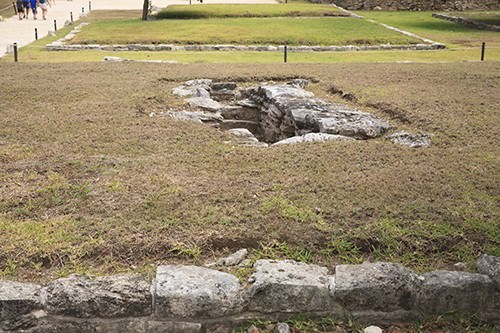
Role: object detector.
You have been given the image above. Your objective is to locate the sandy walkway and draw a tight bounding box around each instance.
[0,0,277,58]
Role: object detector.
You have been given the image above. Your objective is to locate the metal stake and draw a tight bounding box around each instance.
[481,42,485,61]
[13,43,18,62]
[35,28,38,40]
[284,45,288,63]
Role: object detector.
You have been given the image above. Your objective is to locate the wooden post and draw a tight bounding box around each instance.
[13,43,18,62]
[481,42,485,61]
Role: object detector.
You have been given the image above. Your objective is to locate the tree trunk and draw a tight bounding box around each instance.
[142,0,149,20]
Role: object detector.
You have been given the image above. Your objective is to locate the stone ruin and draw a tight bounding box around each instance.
[1,254,499,332]
[161,79,430,148]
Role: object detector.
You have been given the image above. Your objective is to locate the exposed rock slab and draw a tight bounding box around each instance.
[154,265,244,319]
[226,129,268,147]
[186,97,223,112]
[476,254,500,290]
[332,262,420,312]
[416,270,500,314]
[248,260,333,313]
[273,133,354,145]
[164,110,223,123]
[0,281,41,320]
[43,274,152,318]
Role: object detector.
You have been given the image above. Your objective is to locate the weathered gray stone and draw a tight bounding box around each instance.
[211,82,237,92]
[256,85,314,101]
[275,322,291,333]
[43,274,152,318]
[0,281,42,321]
[164,110,223,123]
[272,133,354,145]
[184,79,212,88]
[173,86,210,98]
[154,265,244,319]
[332,262,420,312]
[104,56,129,62]
[387,131,431,148]
[214,249,249,267]
[221,106,260,121]
[248,260,333,313]
[476,254,500,289]
[186,97,223,112]
[416,270,500,314]
[316,108,390,139]
[226,128,268,147]
[220,120,260,134]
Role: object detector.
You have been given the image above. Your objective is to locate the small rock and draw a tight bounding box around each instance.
[216,249,249,266]
[247,325,261,333]
[48,31,56,37]
[453,262,467,271]
[373,6,383,10]
[388,131,431,148]
[239,259,252,267]
[0,15,4,22]
[364,326,383,333]
[275,322,291,333]
[64,20,73,27]
[104,56,128,62]
[211,82,237,91]
[287,79,309,88]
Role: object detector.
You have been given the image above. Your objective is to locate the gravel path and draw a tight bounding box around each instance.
[0,0,277,58]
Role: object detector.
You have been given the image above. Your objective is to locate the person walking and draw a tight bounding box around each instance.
[21,0,30,19]
[39,0,48,20]
[16,0,24,19]
[30,0,38,19]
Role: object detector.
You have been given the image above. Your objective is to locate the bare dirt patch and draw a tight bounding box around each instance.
[0,62,498,283]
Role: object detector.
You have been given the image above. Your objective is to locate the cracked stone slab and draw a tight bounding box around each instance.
[186,97,223,112]
[0,281,42,321]
[416,270,500,314]
[43,274,152,318]
[332,262,420,312]
[248,260,334,313]
[154,265,245,319]
[164,110,223,123]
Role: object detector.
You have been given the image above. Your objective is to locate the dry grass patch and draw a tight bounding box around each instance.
[0,62,498,282]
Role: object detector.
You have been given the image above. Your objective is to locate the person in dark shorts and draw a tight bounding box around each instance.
[16,0,23,20]
[21,0,30,19]
[30,0,38,19]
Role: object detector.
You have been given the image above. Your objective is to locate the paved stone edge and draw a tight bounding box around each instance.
[432,13,500,32]
[1,256,498,332]
[45,23,446,53]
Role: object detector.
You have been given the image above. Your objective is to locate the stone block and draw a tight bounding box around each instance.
[476,254,500,290]
[332,262,420,312]
[0,280,42,321]
[248,259,334,313]
[43,274,152,318]
[154,265,244,319]
[416,270,500,314]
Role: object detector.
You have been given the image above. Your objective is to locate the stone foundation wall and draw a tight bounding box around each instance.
[331,0,500,11]
[1,255,499,333]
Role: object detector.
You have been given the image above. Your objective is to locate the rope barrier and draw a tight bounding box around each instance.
[0,3,14,12]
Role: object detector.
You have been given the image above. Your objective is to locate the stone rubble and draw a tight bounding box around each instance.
[387,131,432,148]
[167,79,395,146]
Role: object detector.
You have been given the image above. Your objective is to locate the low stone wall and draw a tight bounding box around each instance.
[1,255,499,333]
[46,43,445,52]
[432,13,500,32]
[331,0,500,10]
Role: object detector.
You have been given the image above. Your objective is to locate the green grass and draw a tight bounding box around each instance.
[156,3,346,19]
[451,11,500,26]
[70,17,421,46]
[358,11,500,48]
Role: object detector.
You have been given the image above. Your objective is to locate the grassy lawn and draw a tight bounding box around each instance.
[450,11,500,26]
[69,16,420,46]
[155,3,347,19]
[358,11,500,48]
[0,61,498,282]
